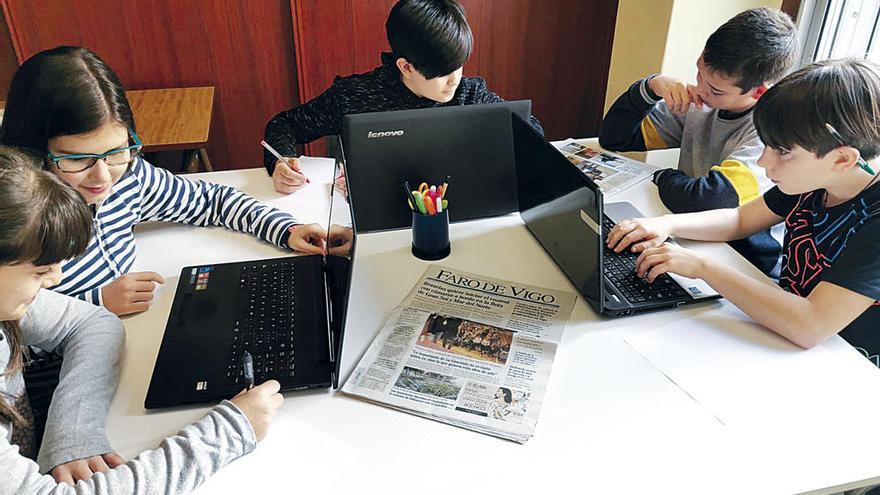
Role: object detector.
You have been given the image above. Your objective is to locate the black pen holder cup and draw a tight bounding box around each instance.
[411,209,450,261]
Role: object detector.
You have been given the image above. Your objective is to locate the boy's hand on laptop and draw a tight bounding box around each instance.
[607,216,672,254]
[287,223,326,254]
[636,243,707,282]
[648,75,693,115]
[273,158,308,194]
[102,271,165,316]
[231,380,284,442]
[51,452,125,485]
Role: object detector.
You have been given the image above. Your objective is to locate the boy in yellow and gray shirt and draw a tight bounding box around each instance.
[599,7,798,275]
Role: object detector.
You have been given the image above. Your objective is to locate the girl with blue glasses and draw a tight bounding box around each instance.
[1,46,326,317]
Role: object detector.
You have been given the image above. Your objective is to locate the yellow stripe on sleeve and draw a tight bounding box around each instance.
[710,159,760,205]
[640,117,668,150]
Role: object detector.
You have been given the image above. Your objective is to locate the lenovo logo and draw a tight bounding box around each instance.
[367,130,405,138]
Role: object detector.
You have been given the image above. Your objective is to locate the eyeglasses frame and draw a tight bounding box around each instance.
[47,128,143,174]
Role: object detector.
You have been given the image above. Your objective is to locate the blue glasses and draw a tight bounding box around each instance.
[48,128,143,174]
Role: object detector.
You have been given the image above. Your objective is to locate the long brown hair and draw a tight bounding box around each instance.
[0,146,92,425]
[0,45,136,159]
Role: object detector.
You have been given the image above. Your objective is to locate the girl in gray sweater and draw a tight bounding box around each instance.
[0,147,284,493]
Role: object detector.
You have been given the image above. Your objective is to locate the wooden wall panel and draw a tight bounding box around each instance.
[292,0,619,146]
[0,5,17,99]
[466,0,619,140]
[291,0,396,155]
[1,0,299,170]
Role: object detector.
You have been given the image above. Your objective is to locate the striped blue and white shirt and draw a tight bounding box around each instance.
[54,157,299,305]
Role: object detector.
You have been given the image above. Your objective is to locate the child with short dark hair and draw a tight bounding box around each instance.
[263,0,543,194]
[600,7,798,275]
[606,59,880,366]
[0,147,283,491]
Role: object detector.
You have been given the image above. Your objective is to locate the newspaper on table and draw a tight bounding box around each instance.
[341,265,576,443]
[554,138,660,197]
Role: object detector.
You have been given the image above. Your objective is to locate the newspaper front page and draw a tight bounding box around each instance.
[554,139,659,197]
[342,266,576,443]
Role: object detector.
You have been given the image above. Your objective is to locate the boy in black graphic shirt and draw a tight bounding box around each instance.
[605,59,880,365]
[263,0,543,194]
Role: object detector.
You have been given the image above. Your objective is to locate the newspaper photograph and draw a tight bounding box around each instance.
[554,138,659,197]
[341,266,576,443]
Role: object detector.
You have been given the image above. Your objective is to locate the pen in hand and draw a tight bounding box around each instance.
[260,140,311,184]
[243,351,255,390]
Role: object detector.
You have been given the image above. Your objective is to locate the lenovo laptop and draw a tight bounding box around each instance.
[512,114,720,317]
[145,158,356,409]
[342,101,534,233]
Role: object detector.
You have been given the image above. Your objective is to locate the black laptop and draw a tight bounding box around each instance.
[145,159,356,409]
[512,114,720,317]
[342,101,533,233]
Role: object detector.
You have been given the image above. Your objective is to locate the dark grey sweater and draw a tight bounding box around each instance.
[263,52,544,174]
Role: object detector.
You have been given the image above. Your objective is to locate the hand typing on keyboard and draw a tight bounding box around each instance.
[635,242,709,283]
[606,216,672,254]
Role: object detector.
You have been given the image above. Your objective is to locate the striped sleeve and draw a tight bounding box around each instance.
[74,287,103,306]
[132,159,300,247]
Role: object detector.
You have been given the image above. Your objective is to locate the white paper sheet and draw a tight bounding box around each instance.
[625,304,880,427]
[193,410,363,493]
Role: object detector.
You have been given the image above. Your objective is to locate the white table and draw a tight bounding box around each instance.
[108,156,880,495]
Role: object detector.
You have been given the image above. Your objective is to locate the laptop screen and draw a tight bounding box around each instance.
[325,138,356,388]
[513,114,603,305]
[342,101,532,233]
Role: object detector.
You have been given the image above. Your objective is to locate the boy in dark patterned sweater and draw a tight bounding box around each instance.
[263,0,542,194]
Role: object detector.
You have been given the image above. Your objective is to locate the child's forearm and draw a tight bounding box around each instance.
[666,197,780,242]
[666,208,745,241]
[699,258,827,348]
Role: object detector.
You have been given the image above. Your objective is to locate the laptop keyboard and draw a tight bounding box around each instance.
[602,216,688,304]
[225,261,296,386]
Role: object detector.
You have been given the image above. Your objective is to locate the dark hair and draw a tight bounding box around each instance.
[0,146,93,425]
[754,58,880,161]
[0,46,135,162]
[497,387,512,404]
[386,0,473,79]
[703,7,798,92]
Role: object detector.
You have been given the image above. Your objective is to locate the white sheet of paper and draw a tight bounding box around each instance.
[193,410,363,493]
[625,304,880,428]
